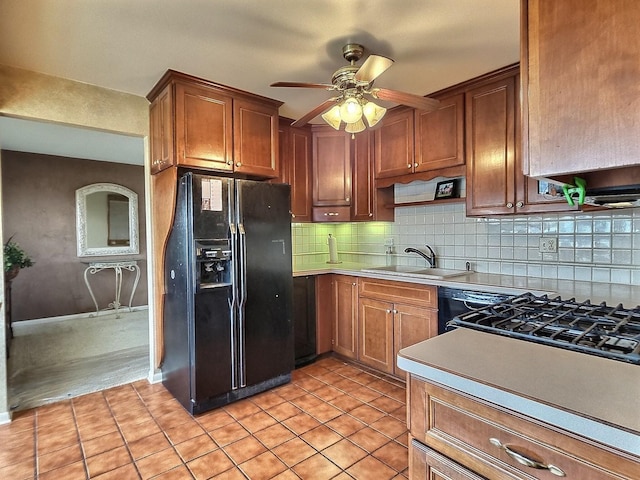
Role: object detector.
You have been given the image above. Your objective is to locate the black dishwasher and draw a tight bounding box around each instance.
[293,276,317,367]
[437,287,514,334]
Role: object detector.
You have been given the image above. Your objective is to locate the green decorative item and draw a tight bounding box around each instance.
[562,177,587,206]
[4,236,34,279]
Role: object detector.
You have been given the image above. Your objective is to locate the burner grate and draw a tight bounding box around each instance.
[448,293,640,364]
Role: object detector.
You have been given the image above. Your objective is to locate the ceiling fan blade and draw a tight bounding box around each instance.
[271,81,334,90]
[370,88,440,111]
[355,54,394,83]
[291,97,340,127]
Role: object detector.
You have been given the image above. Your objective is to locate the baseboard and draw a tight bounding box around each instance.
[13,306,150,328]
[0,411,11,425]
[150,369,163,384]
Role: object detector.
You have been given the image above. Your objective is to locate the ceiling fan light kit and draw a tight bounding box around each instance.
[271,43,439,134]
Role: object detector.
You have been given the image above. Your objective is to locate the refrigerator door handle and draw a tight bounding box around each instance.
[229,222,239,390]
[238,223,247,388]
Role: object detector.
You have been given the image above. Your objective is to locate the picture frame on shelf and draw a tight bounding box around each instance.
[434,179,459,199]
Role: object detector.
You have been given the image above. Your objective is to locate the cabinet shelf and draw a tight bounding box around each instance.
[385,197,465,209]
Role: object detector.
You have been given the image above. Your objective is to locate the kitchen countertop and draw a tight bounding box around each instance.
[397,328,640,457]
[294,262,640,307]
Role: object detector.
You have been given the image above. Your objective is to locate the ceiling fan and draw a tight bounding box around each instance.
[271,43,440,132]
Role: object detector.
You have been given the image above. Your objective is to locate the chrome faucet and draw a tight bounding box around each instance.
[404,245,436,268]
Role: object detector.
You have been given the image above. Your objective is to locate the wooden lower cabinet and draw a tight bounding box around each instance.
[358,297,394,374]
[408,376,640,480]
[393,304,437,377]
[357,278,438,378]
[332,275,359,360]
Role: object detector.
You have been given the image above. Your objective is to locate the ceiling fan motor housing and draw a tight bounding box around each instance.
[342,43,365,63]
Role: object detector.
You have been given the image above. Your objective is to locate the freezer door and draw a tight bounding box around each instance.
[236,180,294,387]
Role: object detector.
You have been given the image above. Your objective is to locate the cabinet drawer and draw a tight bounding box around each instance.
[312,206,351,222]
[409,377,640,479]
[410,439,484,480]
[359,277,436,308]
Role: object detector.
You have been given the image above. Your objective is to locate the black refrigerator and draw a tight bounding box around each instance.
[162,171,293,414]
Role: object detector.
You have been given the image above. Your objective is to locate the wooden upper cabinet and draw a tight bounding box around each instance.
[149,84,173,174]
[374,107,415,179]
[465,75,516,216]
[175,82,234,172]
[312,126,352,207]
[279,119,312,222]
[414,93,464,172]
[523,0,640,178]
[147,70,282,178]
[233,97,279,177]
[465,67,578,216]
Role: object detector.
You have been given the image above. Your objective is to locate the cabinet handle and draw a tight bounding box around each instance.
[324,212,339,217]
[489,438,565,477]
[506,202,514,208]
[414,163,418,168]
[227,160,233,165]
[236,162,242,167]
[393,309,398,314]
[368,213,373,217]
[516,201,524,208]
[345,197,350,202]
[386,309,392,314]
[407,164,412,169]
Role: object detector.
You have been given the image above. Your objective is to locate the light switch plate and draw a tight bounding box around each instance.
[539,236,558,253]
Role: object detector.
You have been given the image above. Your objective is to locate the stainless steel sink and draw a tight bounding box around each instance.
[361,265,471,280]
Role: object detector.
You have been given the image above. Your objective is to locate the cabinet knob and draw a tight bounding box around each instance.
[236,162,242,167]
[386,309,392,314]
[506,202,514,208]
[414,163,418,168]
[407,164,412,169]
[393,309,398,314]
[345,197,350,202]
[352,283,357,286]
[368,213,373,217]
[226,160,233,165]
[516,201,524,208]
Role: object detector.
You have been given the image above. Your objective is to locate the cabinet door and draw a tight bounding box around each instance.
[393,304,437,377]
[465,76,516,216]
[415,93,464,172]
[149,84,173,174]
[174,82,234,172]
[524,0,640,177]
[312,127,352,207]
[374,107,415,179]
[358,297,394,374]
[333,275,358,360]
[280,121,312,222]
[315,274,333,355]
[234,98,279,178]
[351,130,374,221]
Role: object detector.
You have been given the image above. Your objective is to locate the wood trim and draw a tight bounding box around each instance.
[375,165,465,188]
[151,167,177,368]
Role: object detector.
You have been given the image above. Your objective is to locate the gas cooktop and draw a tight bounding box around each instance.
[448,293,640,365]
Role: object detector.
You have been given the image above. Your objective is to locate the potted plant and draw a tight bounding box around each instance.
[4,236,34,282]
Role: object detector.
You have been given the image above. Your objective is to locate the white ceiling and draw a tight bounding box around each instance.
[0,0,520,162]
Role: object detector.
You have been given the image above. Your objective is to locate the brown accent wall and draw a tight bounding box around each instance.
[2,151,147,320]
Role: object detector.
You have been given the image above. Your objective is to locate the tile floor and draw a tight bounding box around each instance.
[0,357,409,479]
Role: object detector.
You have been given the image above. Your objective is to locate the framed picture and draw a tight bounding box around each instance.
[434,179,459,199]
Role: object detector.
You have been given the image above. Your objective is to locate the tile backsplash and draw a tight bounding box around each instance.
[292,181,640,286]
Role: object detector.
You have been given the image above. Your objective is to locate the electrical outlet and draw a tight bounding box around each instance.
[539,236,558,253]
[384,238,394,247]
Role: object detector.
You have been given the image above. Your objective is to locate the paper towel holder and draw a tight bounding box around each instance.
[327,233,342,264]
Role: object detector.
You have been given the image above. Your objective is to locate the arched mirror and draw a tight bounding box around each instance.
[76,183,139,256]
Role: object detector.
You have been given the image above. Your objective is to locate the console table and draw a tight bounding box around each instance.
[83,260,140,317]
